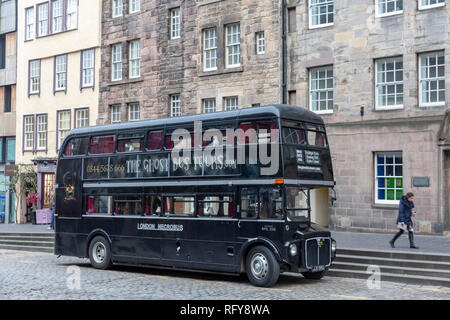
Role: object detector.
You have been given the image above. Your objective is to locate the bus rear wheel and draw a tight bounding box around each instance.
[245,246,280,287]
[88,236,112,270]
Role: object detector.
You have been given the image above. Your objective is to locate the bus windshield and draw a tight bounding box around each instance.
[285,187,310,221]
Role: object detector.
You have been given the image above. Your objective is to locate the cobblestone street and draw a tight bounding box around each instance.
[0,249,449,300]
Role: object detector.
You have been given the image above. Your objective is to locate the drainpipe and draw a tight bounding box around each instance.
[281,0,287,104]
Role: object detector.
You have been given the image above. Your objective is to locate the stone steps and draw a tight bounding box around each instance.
[0,233,54,253]
[328,248,450,288]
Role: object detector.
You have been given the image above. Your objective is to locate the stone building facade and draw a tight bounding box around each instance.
[98,0,282,124]
[285,0,450,234]
[15,0,102,223]
[98,0,450,234]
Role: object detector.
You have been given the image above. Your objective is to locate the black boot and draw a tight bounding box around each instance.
[408,231,419,249]
[389,230,403,248]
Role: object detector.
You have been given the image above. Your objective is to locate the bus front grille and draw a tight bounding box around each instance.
[305,237,331,269]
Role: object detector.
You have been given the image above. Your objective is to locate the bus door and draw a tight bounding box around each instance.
[195,194,238,271]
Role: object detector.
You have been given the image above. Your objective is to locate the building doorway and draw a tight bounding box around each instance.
[42,173,55,209]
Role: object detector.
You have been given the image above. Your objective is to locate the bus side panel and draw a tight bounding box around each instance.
[54,217,88,258]
[55,158,83,218]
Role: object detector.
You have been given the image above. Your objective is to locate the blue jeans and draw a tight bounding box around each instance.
[50,209,54,229]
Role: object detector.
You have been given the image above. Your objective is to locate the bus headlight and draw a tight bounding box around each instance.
[331,240,337,258]
[289,244,298,256]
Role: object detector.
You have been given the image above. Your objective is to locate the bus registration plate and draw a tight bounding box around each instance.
[311,265,325,272]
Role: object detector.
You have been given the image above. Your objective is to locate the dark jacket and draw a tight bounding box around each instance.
[396,196,414,226]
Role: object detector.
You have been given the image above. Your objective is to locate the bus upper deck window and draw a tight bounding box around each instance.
[118,138,143,153]
[147,131,163,151]
[90,135,116,154]
[64,137,89,156]
[258,121,278,143]
[283,128,306,145]
[307,131,327,148]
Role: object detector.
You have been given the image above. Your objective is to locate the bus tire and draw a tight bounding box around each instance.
[245,246,280,287]
[88,236,112,270]
[301,270,326,280]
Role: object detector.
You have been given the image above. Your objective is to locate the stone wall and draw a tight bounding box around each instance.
[285,0,450,233]
[99,0,282,123]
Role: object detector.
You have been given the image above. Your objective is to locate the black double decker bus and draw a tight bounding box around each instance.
[54,104,336,287]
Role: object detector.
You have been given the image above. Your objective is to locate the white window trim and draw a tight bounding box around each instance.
[309,66,334,114]
[37,3,49,37]
[36,115,47,151]
[308,0,334,29]
[55,55,67,91]
[374,152,403,205]
[81,49,95,88]
[375,57,404,110]
[375,0,403,18]
[256,32,265,55]
[66,0,79,30]
[170,95,182,117]
[29,60,41,94]
[129,0,141,14]
[418,51,446,108]
[24,116,35,151]
[128,103,140,121]
[52,0,64,34]
[111,44,123,82]
[224,96,239,111]
[25,7,35,40]
[112,0,123,18]
[170,8,181,40]
[111,105,121,123]
[203,28,217,72]
[75,109,89,128]
[57,111,71,150]
[129,40,141,79]
[203,99,216,113]
[418,0,446,10]
[225,23,241,69]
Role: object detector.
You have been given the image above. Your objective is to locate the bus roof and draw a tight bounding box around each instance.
[66,104,324,138]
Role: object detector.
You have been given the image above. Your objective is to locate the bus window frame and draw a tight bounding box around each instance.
[145,128,165,152]
[239,186,285,220]
[88,134,118,156]
[63,136,90,158]
[116,134,145,154]
[162,194,196,218]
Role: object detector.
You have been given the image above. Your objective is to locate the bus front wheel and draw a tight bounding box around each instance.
[245,246,280,287]
[88,236,112,270]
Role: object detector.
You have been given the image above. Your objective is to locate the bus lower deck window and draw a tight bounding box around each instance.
[198,196,234,217]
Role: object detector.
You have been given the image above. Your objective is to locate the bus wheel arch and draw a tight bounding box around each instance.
[86,229,112,258]
[244,244,280,287]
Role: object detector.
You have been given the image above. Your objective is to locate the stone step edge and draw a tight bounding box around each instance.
[336,254,450,267]
[331,261,450,275]
[327,269,450,287]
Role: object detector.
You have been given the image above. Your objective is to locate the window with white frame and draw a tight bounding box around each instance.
[170,8,180,39]
[129,0,140,13]
[376,57,403,109]
[309,0,334,28]
[36,114,47,150]
[224,97,238,111]
[24,116,34,151]
[25,7,35,40]
[111,44,122,81]
[170,95,181,117]
[375,152,403,204]
[128,103,140,121]
[55,55,67,91]
[203,28,217,71]
[37,3,49,37]
[29,60,41,94]
[75,109,89,128]
[419,51,445,107]
[310,66,334,113]
[256,32,265,54]
[419,0,445,10]
[111,105,121,123]
[52,0,63,33]
[376,0,403,17]
[112,0,123,18]
[129,40,141,78]
[225,23,241,68]
[66,0,78,30]
[58,111,71,149]
[82,49,95,88]
[203,99,216,113]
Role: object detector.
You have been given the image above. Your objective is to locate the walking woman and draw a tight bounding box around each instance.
[389,192,419,249]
